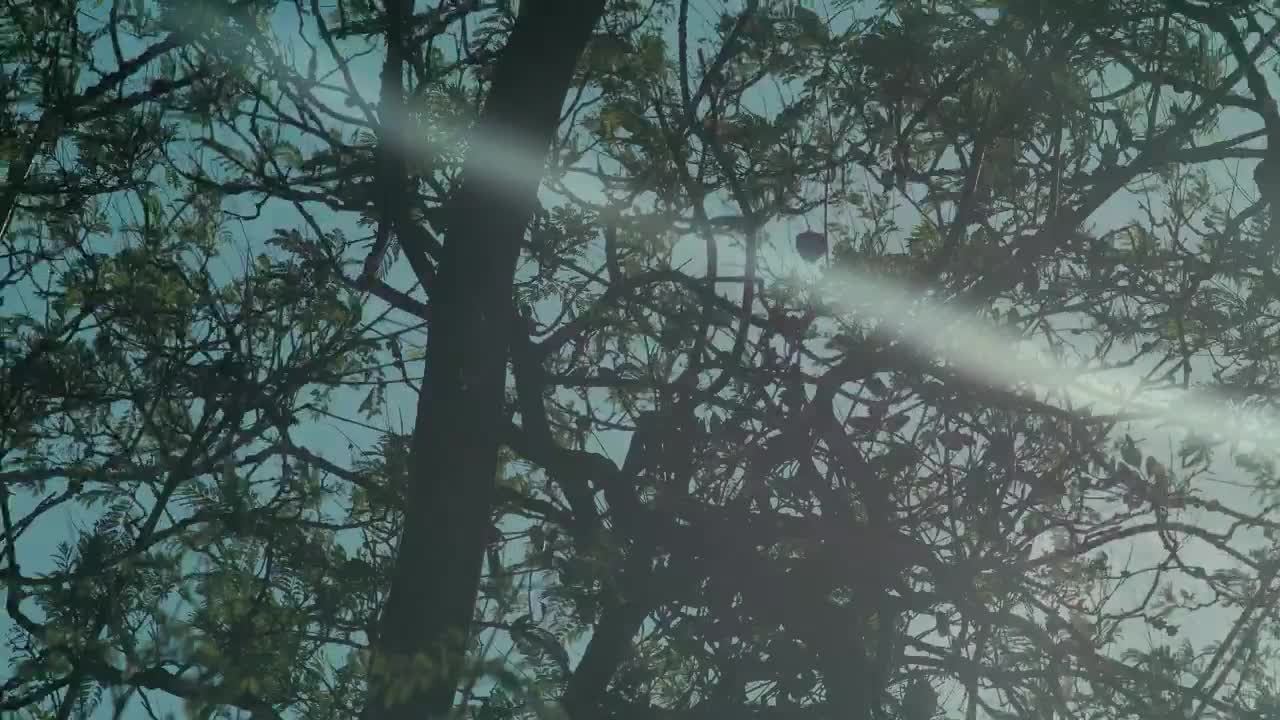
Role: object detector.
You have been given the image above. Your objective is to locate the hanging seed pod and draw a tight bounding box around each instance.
[795,229,827,262]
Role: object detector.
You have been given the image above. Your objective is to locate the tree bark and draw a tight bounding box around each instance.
[361,2,606,718]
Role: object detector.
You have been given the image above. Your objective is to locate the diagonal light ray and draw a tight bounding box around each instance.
[186,0,1280,457]
[817,266,1280,454]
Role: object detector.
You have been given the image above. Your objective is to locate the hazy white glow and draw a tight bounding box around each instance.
[816,266,1280,454]
[378,101,552,195]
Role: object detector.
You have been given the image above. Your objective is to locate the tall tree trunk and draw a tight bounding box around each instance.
[361,1,606,718]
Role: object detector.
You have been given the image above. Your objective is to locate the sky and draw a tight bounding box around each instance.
[5,0,1280,718]
[0,4,408,717]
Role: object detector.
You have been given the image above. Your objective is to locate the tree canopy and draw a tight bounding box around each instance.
[6,1,1280,720]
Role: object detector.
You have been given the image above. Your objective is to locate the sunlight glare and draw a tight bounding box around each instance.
[816,266,1280,455]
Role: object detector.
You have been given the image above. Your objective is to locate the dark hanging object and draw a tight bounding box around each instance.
[795,229,827,263]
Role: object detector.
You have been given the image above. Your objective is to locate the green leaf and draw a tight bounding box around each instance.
[273,142,305,168]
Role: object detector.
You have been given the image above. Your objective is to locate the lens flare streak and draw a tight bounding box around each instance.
[818,267,1278,453]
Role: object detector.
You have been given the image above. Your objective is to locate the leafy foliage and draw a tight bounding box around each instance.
[8,2,1280,720]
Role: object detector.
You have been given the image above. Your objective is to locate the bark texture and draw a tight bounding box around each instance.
[361,2,607,718]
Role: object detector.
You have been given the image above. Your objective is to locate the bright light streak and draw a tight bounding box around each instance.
[816,266,1280,454]
[382,115,553,195]
[190,0,1280,455]
[172,1,553,193]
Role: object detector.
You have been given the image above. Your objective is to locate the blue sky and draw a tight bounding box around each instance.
[0,4,412,716]
[6,1,1280,718]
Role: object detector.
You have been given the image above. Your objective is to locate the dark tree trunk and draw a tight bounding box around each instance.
[361,2,606,718]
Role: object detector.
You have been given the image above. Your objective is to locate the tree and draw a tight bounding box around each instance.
[0,2,384,717]
[10,1,1280,720]
[356,0,608,718]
